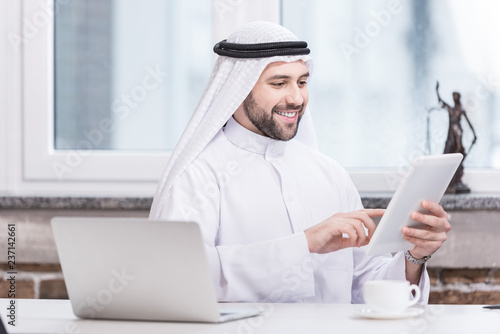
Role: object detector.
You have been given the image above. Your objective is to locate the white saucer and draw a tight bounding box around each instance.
[353,307,425,320]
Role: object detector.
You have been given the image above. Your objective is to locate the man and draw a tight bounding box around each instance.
[150,22,450,303]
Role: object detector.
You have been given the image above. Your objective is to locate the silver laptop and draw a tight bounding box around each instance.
[51,217,260,323]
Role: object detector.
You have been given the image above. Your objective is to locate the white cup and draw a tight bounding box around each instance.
[363,280,421,315]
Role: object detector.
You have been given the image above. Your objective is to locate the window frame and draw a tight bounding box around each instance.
[0,0,8,194]
[22,0,169,185]
[1,0,498,197]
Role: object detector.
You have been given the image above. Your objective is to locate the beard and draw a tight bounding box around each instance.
[242,92,304,141]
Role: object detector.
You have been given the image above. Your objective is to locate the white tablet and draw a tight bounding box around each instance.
[365,153,463,255]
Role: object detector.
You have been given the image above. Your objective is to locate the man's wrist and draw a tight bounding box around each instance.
[404,251,426,285]
[304,229,317,253]
[405,250,431,265]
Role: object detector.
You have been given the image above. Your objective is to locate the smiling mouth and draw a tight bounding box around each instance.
[275,110,297,118]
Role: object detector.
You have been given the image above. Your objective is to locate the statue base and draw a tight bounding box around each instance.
[445,182,470,194]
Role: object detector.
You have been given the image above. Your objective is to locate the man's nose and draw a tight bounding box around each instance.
[285,84,304,106]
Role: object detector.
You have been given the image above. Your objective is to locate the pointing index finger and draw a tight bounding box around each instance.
[359,208,386,218]
[357,209,385,238]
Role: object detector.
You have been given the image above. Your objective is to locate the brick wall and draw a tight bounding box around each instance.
[0,263,67,299]
[0,208,147,300]
[428,268,500,304]
[1,206,500,304]
[2,264,500,304]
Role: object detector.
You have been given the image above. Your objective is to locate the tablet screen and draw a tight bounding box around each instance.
[365,153,463,255]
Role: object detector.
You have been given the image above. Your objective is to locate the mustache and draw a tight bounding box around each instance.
[273,104,304,113]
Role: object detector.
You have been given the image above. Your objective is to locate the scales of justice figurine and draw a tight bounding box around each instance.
[430,81,477,194]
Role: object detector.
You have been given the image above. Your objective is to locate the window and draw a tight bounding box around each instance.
[281,0,500,191]
[54,0,213,151]
[283,0,500,169]
[2,0,497,196]
[21,0,213,194]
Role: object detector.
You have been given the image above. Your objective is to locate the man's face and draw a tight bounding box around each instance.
[234,61,309,141]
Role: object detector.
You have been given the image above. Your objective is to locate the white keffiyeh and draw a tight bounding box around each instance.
[150,21,316,219]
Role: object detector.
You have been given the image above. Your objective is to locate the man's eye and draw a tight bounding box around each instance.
[271,82,285,87]
[299,81,308,86]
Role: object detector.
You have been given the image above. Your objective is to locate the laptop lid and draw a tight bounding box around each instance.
[51,217,258,323]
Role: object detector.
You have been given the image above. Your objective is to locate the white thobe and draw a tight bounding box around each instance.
[157,116,430,303]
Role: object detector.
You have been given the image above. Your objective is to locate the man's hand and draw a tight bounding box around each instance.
[402,200,451,259]
[304,209,385,254]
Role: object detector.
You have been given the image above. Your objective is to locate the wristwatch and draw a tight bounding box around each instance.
[404,250,431,265]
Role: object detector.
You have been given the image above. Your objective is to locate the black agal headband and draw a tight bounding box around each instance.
[213,40,310,58]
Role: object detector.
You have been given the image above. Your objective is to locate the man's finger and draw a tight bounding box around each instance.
[403,234,442,251]
[359,208,386,218]
[411,211,450,231]
[339,223,359,248]
[422,201,447,218]
[411,211,439,227]
[357,209,384,238]
[346,219,368,247]
[402,226,447,242]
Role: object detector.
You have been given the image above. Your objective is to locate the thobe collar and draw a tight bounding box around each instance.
[223,116,287,158]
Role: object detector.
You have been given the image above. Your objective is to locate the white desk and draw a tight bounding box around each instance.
[1,299,499,334]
